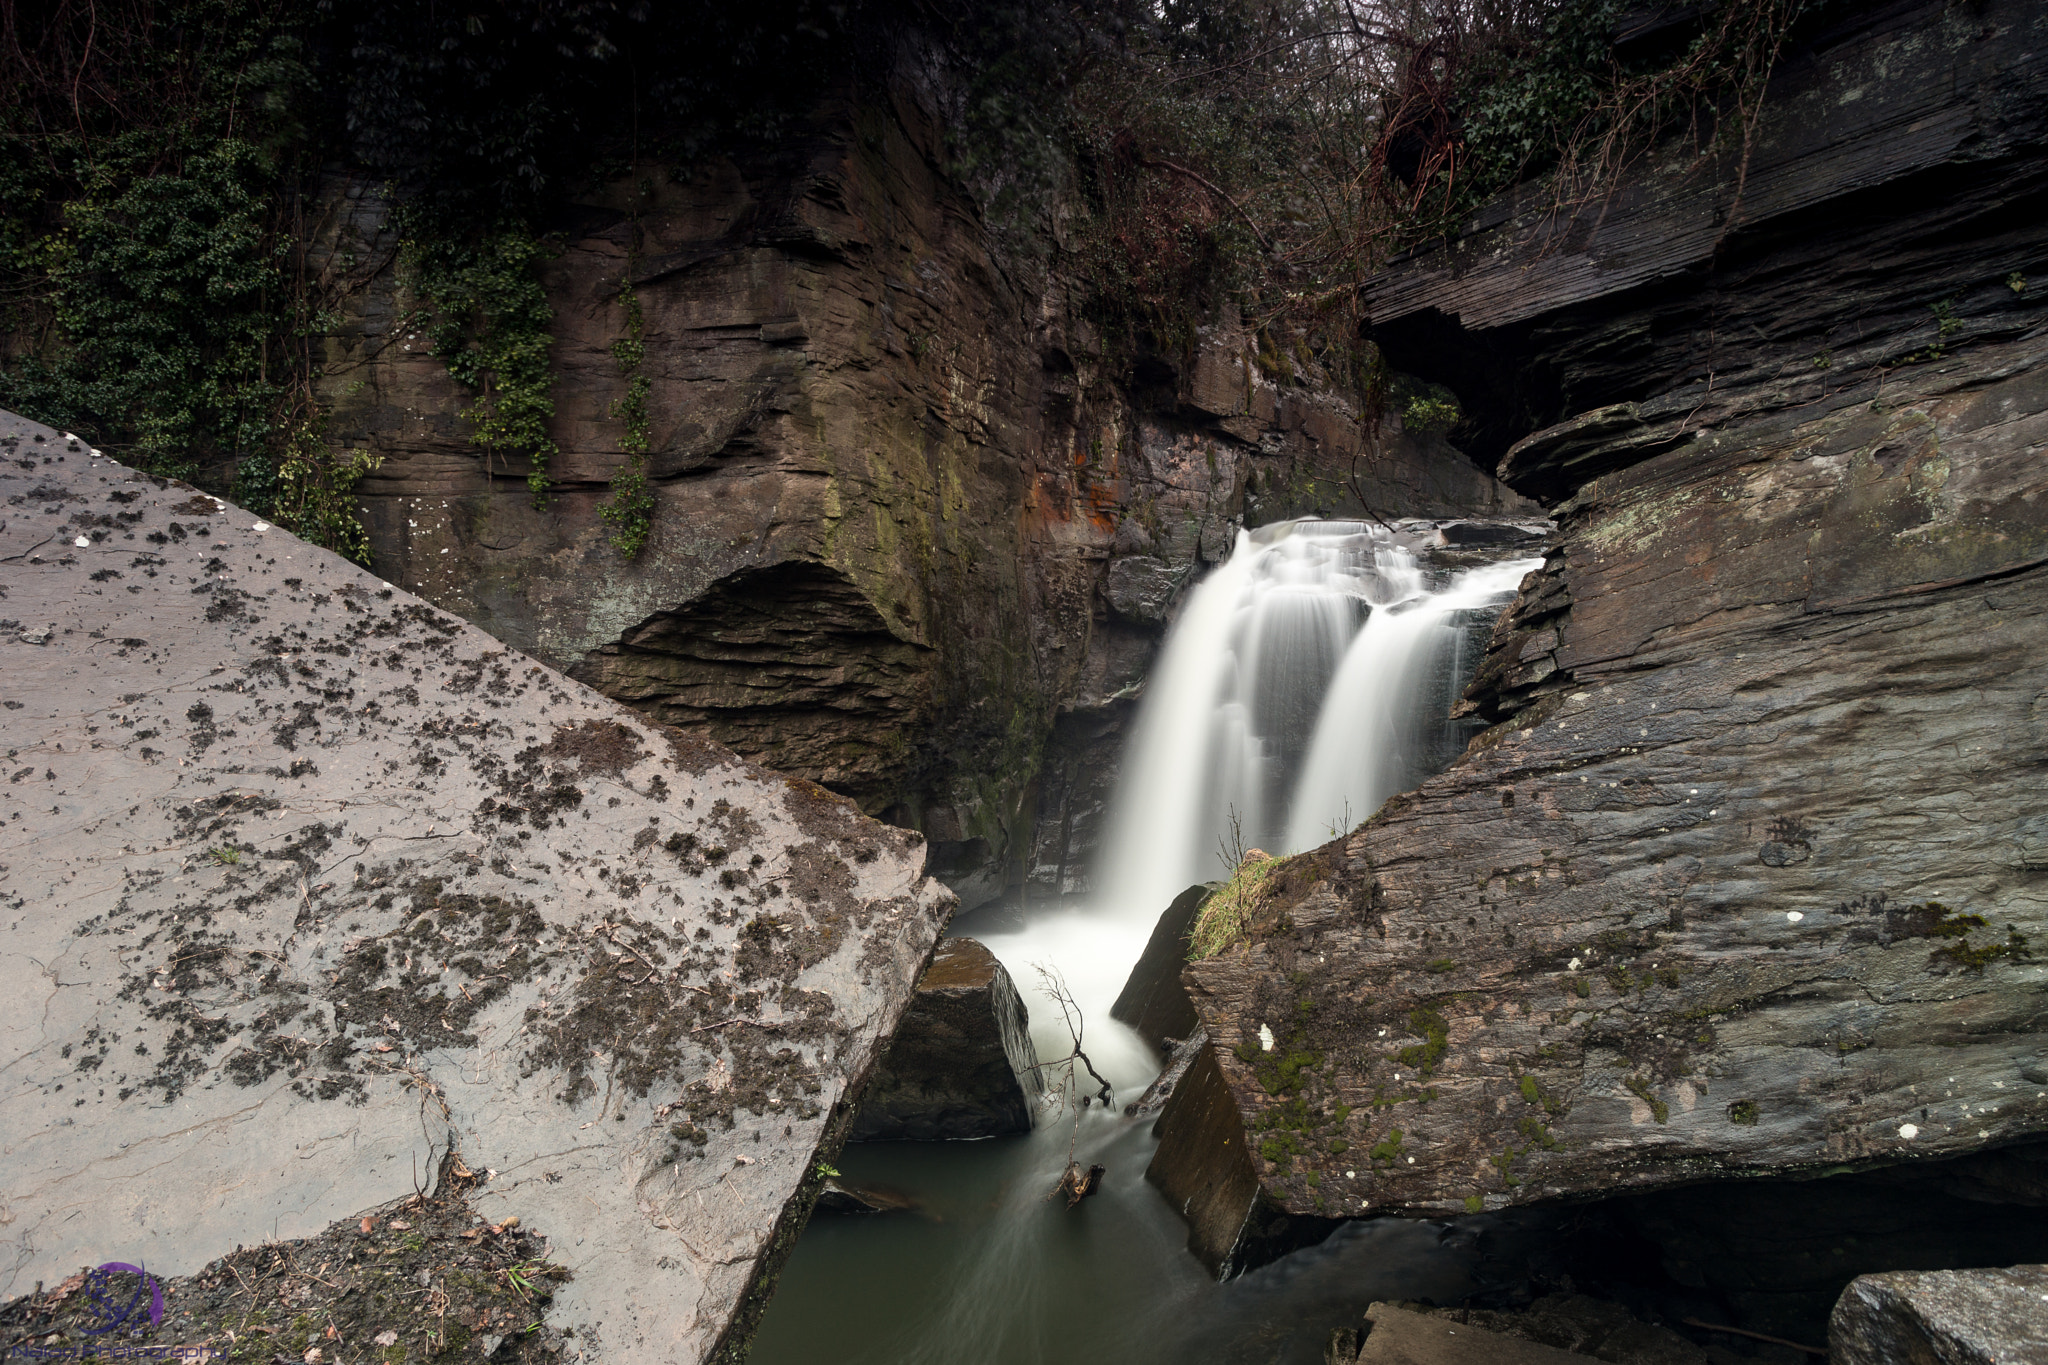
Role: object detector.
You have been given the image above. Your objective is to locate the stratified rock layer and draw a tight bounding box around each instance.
[0,410,951,1363]
[848,936,1041,1141]
[1171,0,2048,1229]
[1830,1265,2048,1365]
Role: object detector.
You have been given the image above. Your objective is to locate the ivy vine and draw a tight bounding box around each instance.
[398,219,559,507]
[598,282,656,558]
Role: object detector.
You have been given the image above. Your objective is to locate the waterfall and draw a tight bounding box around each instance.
[754,516,1545,1365]
[1097,520,1542,921]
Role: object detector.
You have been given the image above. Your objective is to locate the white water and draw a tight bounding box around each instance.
[753,518,1543,1364]
[1098,519,1542,924]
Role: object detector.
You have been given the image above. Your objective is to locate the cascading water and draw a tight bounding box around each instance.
[1098,519,1542,920]
[752,519,1543,1365]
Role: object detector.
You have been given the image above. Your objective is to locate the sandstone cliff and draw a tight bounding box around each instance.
[310,71,1531,904]
[1167,0,2048,1237]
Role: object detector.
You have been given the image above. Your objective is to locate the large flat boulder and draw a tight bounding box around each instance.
[0,409,952,1362]
[1830,1265,2048,1365]
[848,936,1041,1141]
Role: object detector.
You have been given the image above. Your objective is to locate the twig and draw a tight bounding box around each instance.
[1680,1318,1825,1356]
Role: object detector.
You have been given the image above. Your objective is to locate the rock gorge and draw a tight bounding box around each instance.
[305,70,1530,905]
[1163,0,2048,1258]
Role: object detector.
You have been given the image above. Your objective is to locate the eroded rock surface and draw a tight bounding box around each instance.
[848,936,1041,1141]
[0,409,952,1362]
[1167,0,2048,1234]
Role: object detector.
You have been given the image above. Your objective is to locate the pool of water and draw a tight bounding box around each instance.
[751,903,1504,1364]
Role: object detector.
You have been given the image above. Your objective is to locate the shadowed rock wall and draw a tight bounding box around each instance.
[309,68,1532,905]
[1164,0,2048,1234]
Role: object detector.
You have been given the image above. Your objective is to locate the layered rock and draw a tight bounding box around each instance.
[847,936,1043,1141]
[0,409,951,1362]
[1164,0,2048,1238]
[310,66,1532,904]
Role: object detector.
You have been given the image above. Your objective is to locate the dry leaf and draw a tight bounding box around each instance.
[373,1331,399,1347]
[303,1349,323,1363]
[46,1272,86,1303]
[359,1218,375,1234]
[387,1219,410,1231]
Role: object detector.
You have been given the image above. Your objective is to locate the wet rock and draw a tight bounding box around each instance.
[1144,1039,1337,1277]
[813,1178,916,1215]
[1353,1304,1592,1365]
[848,937,1043,1141]
[1176,0,2048,1224]
[1104,556,1187,624]
[1830,1265,2048,1365]
[0,409,952,1363]
[1110,882,1214,1047]
[1126,1028,1207,1122]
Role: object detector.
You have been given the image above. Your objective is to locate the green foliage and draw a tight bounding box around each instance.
[1464,1194,1486,1214]
[207,847,242,865]
[1404,395,1462,434]
[399,221,558,505]
[599,284,657,557]
[270,427,385,565]
[0,0,315,484]
[1727,1099,1760,1126]
[1189,850,1277,959]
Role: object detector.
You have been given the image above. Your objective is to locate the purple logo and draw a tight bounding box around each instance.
[79,1263,164,1336]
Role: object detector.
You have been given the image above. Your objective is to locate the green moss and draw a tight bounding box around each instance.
[1464,1194,1485,1214]
[1933,927,2030,974]
[1425,958,1458,974]
[1396,1007,1449,1076]
[1728,1099,1760,1126]
[1369,1128,1406,1163]
[1519,1075,1541,1105]
[1570,976,1591,999]
[1625,1074,1669,1124]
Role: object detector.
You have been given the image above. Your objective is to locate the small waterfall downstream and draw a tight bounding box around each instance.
[753,519,1543,1365]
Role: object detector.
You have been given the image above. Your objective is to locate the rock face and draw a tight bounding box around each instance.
[311,65,1533,905]
[0,409,951,1362]
[847,936,1042,1141]
[1110,882,1212,1047]
[1830,1265,2048,1365]
[1165,0,2048,1236]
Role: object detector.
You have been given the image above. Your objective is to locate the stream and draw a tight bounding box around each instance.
[753,520,1544,1363]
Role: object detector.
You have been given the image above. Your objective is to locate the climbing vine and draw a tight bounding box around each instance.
[398,220,559,506]
[598,282,656,558]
